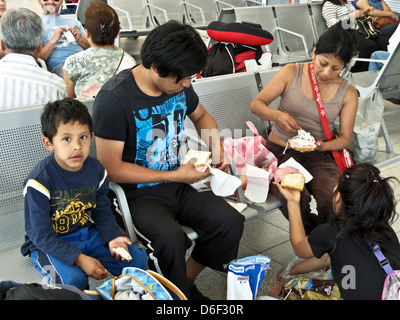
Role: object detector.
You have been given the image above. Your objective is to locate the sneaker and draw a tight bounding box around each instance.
[188,285,210,300]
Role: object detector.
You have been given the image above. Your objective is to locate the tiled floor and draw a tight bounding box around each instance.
[7,0,400,300]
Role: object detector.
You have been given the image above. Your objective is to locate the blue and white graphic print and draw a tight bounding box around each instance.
[134,92,187,188]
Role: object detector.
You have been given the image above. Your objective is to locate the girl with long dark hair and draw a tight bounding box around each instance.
[275,163,400,299]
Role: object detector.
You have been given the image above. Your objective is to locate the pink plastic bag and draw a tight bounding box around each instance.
[222,121,277,181]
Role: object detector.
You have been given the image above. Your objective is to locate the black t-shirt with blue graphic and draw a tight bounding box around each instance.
[93,67,199,190]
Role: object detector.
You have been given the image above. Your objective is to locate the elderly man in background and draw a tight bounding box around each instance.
[0,8,66,109]
[38,0,90,77]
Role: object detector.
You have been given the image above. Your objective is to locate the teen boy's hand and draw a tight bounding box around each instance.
[109,236,132,261]
[75,254,109,280]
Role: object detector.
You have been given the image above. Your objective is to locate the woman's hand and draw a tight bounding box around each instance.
[275,111,301,135]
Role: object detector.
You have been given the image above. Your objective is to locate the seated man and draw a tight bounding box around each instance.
[0,8,66,109]
[93,21,245,299]
[38,0,90,77]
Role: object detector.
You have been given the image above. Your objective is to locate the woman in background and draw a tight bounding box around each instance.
[63,1,136,98]
[322,0,388,72]
[353,0,399,39]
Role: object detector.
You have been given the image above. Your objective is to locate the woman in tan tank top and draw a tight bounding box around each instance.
[251,22,359,234]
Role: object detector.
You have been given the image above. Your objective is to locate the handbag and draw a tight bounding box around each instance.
[221,121,278,202]
[80,50,125,98]
[95,267,187,300]
[308,63,353,173]
[374,16,399,29]
[356,15,380,39]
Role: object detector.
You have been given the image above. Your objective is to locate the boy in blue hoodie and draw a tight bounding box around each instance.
[21,98,147,290]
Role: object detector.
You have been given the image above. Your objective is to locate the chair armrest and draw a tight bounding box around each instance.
[110,6,134,32]
[146,3,169,25]
[275,26,311,59]
[182,1,206,25]
[109,182,138,243]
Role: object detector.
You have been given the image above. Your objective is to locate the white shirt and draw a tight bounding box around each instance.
[0,53,67,110]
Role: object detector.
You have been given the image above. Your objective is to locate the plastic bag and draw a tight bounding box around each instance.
[244,51,272,73]
[267,257,340,300]
[282,277,341,300]
[227,256,271,300]
[96,267,186,300]
[222,121,278,202]
[382,270,400,300]
[350,88,384,163]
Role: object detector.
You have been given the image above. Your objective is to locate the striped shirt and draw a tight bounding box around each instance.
[0,53,66,110]
[322,2,356,28]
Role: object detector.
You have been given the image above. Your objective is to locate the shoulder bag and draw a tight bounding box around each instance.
[308,63,353,173]
[356,15,380,39]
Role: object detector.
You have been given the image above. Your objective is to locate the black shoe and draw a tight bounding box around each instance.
[188,285,210,300]
[386,97,400,105]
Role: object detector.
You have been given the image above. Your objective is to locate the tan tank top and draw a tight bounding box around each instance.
[271,63,350,142]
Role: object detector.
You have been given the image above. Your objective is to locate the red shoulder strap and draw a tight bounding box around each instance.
[308,63,333,141]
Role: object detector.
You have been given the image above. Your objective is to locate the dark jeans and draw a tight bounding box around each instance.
[352,33,389,72]
[124,182,245,297]
[378,22,399,40]
[266,140,340,235]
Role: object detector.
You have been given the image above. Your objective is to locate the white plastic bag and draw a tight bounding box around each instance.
[350,88,384,163]
[227,256,271,300]
[244,51,272,72]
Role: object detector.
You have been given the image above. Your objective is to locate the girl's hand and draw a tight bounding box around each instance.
[273,181,301,203]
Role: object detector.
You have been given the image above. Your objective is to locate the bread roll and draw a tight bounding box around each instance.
[182,150,211,169]
[280,173,305,191]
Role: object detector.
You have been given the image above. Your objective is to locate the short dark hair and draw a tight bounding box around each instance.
[41,98,93,142]
[314,21,358,66]
[140,20,208,82]
[84,1,120,45]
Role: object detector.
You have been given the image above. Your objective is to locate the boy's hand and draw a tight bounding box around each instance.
[75,254,109,280]
[175,162,210,184]
[109,236,132,261]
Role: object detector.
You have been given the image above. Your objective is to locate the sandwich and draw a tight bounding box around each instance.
[182,150,212,172]
[280,172,305,191]
[288,129,316,152]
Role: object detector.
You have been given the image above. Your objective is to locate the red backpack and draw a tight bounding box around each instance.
[200,21,273,78]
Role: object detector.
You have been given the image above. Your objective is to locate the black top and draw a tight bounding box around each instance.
[308,223,400,300]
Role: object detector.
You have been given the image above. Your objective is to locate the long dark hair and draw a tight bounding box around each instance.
[314,21,358,66]
[333,163,398,247]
